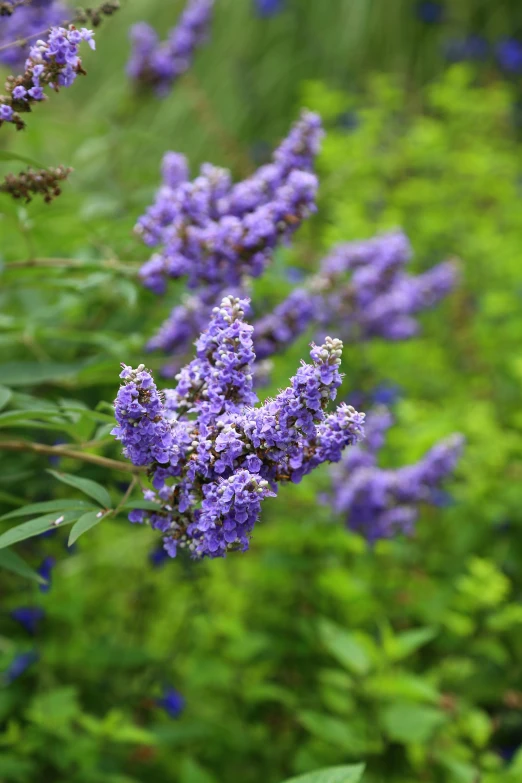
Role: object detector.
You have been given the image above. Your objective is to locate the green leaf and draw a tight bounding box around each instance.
[48,470,112,509]
[297,711,369,754]
[385,627,437,661]
[380,703,446,744]
[0,361,87,387]
[0,499,94,522]
[363,672,439,704]
[281,764,365,783]
[318,619,373,676]
[68,510,106,546]
[0,510,80,550]
[0,151,45,168]
[26,687,80,730]
[0,409,67,427]
[0,547,46,584]
[0,386,12,411]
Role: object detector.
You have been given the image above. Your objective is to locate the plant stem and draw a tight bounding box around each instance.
[114,475,138,515]
[0,439,144,474]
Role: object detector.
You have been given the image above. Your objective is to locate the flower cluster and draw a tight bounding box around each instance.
[127,0,214,96]
[0,0,69,71]
[252,231,458,359]
[0,164,72,202]
[112,296,364,559]
[329,407,463,542]
[0,24,95,130]
[137,110,322,294]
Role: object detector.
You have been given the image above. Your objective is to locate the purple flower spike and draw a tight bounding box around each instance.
[127,0,214,96]
[329,408,464,542]
[114,297,364,559]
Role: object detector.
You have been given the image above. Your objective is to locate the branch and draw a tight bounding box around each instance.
[0,439,145,474]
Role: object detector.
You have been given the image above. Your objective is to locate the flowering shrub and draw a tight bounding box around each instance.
[0,3,521,783]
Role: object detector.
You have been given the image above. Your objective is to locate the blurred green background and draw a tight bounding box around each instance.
[2,1,522,782]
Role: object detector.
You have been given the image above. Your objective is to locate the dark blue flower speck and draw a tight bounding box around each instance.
[10,607,45,635]
[496,39,522,74]
[255,0,284,18]
[149,545,169,568]
[37,556,55,593]
[372,383,402,407]
[157,686,185,718]
[416,2,444,25]
[3,651,39,684]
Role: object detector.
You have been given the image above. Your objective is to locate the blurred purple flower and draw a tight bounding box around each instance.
[372,383,402,406]
[149,545,169,568]
[157,686,185,718]
[10,607,45,635]
[3,651,39,684]
[416,1,444,24]
[255,0,284,18]
[37,556,55,593]
[496,38,522,73]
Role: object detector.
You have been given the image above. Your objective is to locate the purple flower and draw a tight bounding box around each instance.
[0,1,70,71]
[329,408,464,542]
[0,25,95,130]
[372,383,402,406]
[114,297,365,559]
[37,556,55,592]
[157,686,185,718]
[149,545,170,567]
[3,651,39,684]
[137,111,322,295]
[255,0,284,17]
[250,232,457,361]
[496,39,522,74]
[10,607,45,635]
[415,1,444,24]
[127,0,214,96]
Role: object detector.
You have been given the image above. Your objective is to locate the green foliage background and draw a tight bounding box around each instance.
[1,1,522,782]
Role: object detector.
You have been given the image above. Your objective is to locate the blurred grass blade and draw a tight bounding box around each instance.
[0,547,46,584]
[0,386,12,411]
[0,151,45,168]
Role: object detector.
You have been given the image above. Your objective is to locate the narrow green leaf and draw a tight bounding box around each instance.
[282,763,365,783]
[386,627,437,661]
[0,151,45,168]
[0,499,95,522]
[0,361,87,387]
[68,510,105,546]
[0,409,67,427]
[0,547,46,584]
[48,470,112,509]
[0,510,80,550]
[0,386,12,411]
